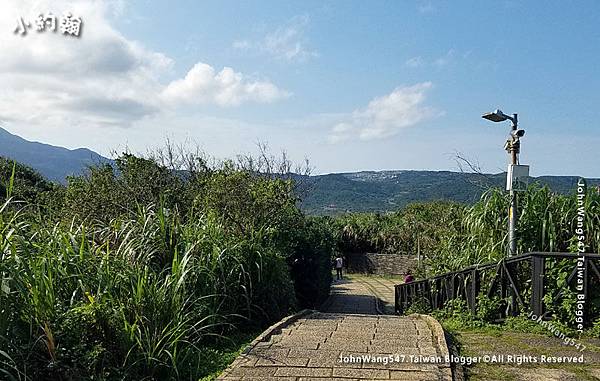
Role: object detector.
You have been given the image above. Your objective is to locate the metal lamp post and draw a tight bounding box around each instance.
[482,109,527,256]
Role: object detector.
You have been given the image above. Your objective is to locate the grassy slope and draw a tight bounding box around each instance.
[442,320,600,381]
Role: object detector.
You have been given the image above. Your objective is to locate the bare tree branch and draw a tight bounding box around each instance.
[453,150,495,190]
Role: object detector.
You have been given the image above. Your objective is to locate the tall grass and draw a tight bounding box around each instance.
[333,184,600,276]
[0,151,335,379]
[432,185,600,273]
[332,184,600,327]
[0,199,293,380]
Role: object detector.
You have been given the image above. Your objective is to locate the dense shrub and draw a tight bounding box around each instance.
[332,185,600,276]
[331,183,600,329]
[287,217,334,308]
[0,157,59,205]
[0,202,298,379]
[0,151,333,380]
[333,201,464,256]
[63,154,189,224]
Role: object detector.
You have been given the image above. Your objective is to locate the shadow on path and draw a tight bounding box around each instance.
[321,276,396,315]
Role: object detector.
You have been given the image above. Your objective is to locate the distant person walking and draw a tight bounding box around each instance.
[335,255,344,280]
[404,270,414,284]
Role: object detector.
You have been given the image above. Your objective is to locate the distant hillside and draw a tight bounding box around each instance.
[1,127,597,213]
[0,127,111,183]
[299,170,600,215]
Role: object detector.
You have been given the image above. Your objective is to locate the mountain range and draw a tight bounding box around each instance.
[299,170,600,214]
[0,127,111,182]
[1,126,597,215]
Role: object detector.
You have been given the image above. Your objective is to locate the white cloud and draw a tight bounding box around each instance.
[0,0,288,131]
[161,63,290,107]
[405,56,424,68]
[328,82,441,143]
[233,15,317,62]
[405,49,458,68]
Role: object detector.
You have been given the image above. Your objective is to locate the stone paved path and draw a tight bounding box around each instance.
[218,275,454,381]
[324,275,397,315]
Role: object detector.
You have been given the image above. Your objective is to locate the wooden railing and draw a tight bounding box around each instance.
[395,252,600,324]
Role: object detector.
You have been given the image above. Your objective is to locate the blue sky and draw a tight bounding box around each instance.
[2,1,599,176]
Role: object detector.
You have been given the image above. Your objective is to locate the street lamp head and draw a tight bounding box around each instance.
[482,109,510,123]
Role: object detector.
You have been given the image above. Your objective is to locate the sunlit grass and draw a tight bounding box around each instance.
[0,198,289,379]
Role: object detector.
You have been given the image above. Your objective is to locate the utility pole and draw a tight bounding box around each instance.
[482,110,527,257]
[507,114,519,257]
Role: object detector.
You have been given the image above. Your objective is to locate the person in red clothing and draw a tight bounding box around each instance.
[404,270,414,284]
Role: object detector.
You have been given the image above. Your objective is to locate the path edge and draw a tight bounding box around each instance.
[413,313,464,381]
[217,309,314,379]
[240,309,314,355]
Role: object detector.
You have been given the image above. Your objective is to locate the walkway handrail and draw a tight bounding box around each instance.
[395,252,600,324]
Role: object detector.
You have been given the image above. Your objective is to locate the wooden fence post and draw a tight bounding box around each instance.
[531,255,545,316]
[469,269,479,314]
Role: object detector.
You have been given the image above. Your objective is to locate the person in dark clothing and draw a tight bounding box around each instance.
[404,270,414,284]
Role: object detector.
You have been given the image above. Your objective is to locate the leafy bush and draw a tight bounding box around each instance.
[0,150,333,379]
[333,185,599,276]
[404,297,432,315]
[586,318,600,338]
[474,294,503,322]
[0,157,61,215]
[334,184,600,330]
[335,201,464,255]
[287,217,334,308]
[432,299,487,331]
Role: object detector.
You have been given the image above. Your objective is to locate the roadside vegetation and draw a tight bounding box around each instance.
[0,152,334,380]
[334,185,600,324]
[428,300,600,380]
[333,186,599,274]
[2,150,599,379]
[334,184,600,379]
